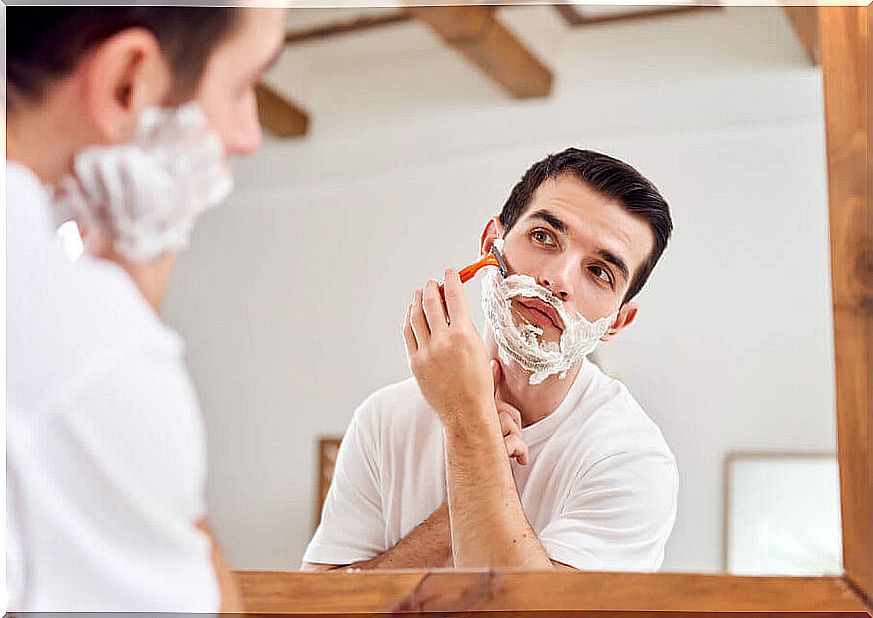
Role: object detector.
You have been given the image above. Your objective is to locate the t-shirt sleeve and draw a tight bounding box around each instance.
[11,339,219,612]
[302,402,386,566]
[538,448,678,572]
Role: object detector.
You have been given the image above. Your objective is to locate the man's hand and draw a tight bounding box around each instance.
[403,270,549,569]
[403,269,495,431]
[492,360,528,465]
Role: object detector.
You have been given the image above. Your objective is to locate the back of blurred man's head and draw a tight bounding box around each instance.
[7,7,239,109]
[7,8,286,183]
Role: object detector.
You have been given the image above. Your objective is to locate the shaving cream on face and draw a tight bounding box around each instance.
[481,240,617,385]
[54,103,233,262]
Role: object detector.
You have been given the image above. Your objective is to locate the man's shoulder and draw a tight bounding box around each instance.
[353,376,438,432]
[8,250,183,413]
[573,364,675,461]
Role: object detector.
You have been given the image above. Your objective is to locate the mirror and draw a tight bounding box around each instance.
[161,4,842,577]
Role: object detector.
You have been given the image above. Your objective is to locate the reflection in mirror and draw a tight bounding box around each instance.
[163,4,839,576]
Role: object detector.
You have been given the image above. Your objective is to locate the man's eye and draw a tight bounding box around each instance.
[590,265,613,286]
[531,229,555,245]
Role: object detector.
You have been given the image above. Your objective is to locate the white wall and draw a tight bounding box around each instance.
[163,6,837,573]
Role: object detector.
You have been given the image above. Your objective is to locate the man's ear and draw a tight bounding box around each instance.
[79,28,171,144]
[600,301,638,342]
[479,216,505,257]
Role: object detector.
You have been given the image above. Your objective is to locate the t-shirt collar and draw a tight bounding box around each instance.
[520,358,597,447]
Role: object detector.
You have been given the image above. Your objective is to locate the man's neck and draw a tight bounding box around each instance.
[486,332,582,427]
[107,249,176,315]
[7,90,89,188]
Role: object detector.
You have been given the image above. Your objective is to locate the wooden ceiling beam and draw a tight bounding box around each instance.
[555,5,721,28]
[784,6,819,65]
[255,82,309,138]
[283,6,723,47]
[406,6,553,99]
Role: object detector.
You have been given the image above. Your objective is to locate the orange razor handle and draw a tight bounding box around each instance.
[438,246,507,294]
[457,253,500,283]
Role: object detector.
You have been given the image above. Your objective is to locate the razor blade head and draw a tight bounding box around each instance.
[490,245,509,278]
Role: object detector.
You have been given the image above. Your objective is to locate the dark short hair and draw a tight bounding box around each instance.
[499,148,673,304]
[7,7,239,106]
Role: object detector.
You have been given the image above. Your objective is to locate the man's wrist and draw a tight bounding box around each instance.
[442,401,503,453]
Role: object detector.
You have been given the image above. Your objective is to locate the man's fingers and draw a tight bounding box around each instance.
[498,411,523,438]
[497,401,522,430]
[421,279,448,334]
[504,434,519,456]
[505,435,528,464]
[503,427,530,465]
[491,360,501,396]
[402,304,418,354]
[442,268,471,325]
[494,362,525,433]
[409,288,430,344]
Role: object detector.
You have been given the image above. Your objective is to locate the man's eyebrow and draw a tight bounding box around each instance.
[529,209,567,234]
[596,249,630,283]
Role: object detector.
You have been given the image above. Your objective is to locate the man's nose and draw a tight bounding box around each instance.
[225,115,262,156]
[222,93,263,156]
[539,274,571,302]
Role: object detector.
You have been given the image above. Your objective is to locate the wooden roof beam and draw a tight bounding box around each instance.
[406,6,553,99]
[255,82,309,138]
[555,5,721,28]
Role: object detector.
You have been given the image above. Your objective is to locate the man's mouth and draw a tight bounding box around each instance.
[515,298,563,333]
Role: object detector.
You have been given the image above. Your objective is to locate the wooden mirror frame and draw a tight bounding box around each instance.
[235,6,871,615]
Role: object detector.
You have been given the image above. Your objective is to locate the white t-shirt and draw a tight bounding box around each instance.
[304,359,678,571]
[6,162,218,612]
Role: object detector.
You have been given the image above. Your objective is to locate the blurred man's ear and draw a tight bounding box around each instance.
[80,28,171,144]
[479,216,505,257]
[600,301,638,342]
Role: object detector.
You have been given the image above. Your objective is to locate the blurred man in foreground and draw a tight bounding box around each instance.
[7,7,286,611]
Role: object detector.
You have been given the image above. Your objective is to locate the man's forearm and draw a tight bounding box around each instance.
[305,503,451,571]
[352,502,451,569]
[444,410,553,569]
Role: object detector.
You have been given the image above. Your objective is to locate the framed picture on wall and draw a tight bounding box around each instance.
[724,451,842,576]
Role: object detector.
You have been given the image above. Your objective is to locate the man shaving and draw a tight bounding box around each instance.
[303,148,677,572]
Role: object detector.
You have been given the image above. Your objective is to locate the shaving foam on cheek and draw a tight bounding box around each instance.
[53,103,233,262]
[481,240,617,385]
